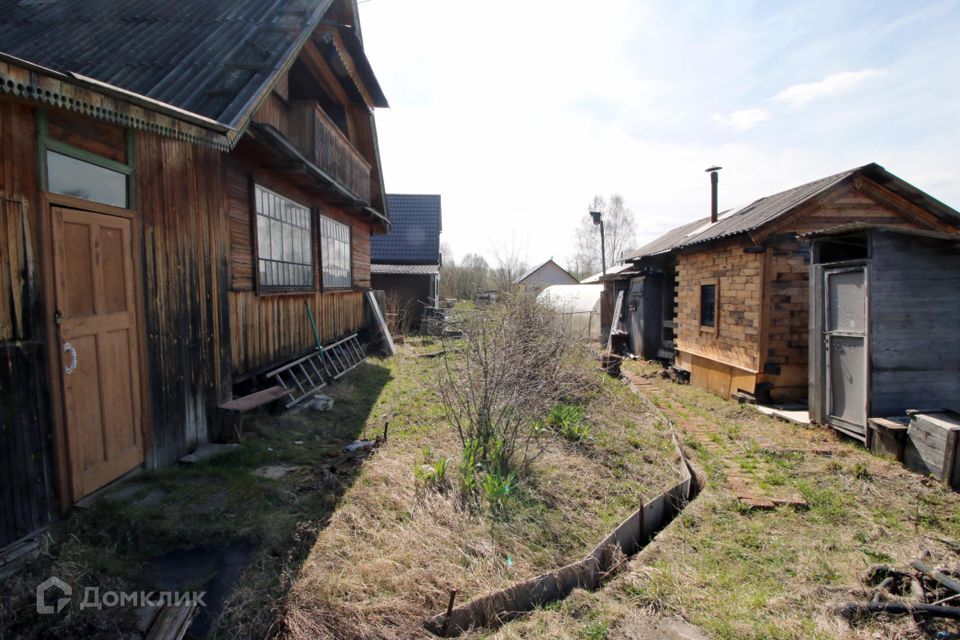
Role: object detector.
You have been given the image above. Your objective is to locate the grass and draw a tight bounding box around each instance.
[492,359,960,640]
[278,340,679,639]
[0,361,393,639]
[0,340,679,640]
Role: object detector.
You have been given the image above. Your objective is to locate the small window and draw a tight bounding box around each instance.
[255,185,313,291]
[320,215,351,288]
[47,150,128,208]
[700,283,717,329]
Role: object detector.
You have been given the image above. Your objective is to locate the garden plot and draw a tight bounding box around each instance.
[491,359,960,640]
[278,301,679,640]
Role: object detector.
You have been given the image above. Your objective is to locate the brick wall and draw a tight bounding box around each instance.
[675,240,763,373]
[757,236,811,400]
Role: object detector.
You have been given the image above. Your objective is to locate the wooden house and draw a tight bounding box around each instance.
[0,0,390,548]
[620,164,960,402]
[371,194,442,330]
[807,224,960,442]
[515,259,578,295]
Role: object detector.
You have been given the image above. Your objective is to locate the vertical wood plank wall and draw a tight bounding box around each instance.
[135,132,232,467]
[224,151,370,375]
[0,101,55,547]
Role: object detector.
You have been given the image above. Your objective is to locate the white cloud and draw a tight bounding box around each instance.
[773,69,886,108]
[711,108,771,131]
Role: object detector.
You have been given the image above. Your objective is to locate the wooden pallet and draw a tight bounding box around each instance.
[266,334,366,408]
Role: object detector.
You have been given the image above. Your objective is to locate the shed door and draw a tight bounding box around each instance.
[823,267,868,439]
[52,206,144,499]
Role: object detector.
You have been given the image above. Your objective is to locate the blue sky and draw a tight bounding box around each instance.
[359,0,960,267]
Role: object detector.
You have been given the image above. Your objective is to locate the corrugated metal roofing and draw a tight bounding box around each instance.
[627,163,960,261]
[371,264,440,275]
[0,0,358,128]
[628,166,860,260]
[371,194,441,265]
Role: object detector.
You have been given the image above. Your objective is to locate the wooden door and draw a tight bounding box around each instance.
[823,266,868,441]
[51,206,144,499]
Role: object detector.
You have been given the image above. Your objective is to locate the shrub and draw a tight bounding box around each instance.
[438,291,591,479]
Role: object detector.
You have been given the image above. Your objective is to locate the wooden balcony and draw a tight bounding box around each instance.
[289,101,371,203]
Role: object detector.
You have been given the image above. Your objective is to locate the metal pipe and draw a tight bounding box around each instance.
[599,220,606,275]
[706,166,722,223]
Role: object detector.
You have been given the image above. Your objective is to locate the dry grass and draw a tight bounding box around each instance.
[277,341,678,640]
[492,359,960,640]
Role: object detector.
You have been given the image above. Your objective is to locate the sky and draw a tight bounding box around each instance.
[358,0,960,268]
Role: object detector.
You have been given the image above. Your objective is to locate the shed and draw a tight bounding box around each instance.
[538,284,603,340]
[807,225,960,442]
[618,164,960,401]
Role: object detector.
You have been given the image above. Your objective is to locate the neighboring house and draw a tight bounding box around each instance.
[515,259,578,295]
[370,194,442,330]
[0,0,389,548]
[617,163,960,403]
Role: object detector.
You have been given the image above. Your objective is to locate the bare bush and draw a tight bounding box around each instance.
[384,290,415,337]
[438,291,592,478]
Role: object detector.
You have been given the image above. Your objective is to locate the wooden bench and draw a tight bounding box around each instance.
[219,386,291,441]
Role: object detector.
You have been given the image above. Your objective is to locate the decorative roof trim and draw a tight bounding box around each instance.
[0,53,232,150]
[316,28,375,112]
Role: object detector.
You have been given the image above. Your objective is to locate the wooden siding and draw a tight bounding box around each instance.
[0,101,56,547]
[868,233,960,416]
[224,149,372,375]
[135,132,232,467]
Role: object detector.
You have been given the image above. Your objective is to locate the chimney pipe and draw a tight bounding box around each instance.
[706,166,722,223]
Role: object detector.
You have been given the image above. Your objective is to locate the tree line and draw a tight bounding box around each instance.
[440,194,637,300]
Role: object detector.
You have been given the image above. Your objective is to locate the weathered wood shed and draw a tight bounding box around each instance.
[0,0,390,548]
[619,164,960,402]
[807,224,960,442]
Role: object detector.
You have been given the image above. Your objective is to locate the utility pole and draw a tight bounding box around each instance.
[590,210,606,275]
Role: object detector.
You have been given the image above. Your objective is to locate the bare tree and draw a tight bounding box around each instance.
[441,252,492,300]
[570,194,637,278]
[489,235,529,292]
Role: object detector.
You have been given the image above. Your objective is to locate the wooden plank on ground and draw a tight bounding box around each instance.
[219,386,290,413]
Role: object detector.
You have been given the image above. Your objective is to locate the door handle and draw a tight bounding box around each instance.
[63,342,78,375]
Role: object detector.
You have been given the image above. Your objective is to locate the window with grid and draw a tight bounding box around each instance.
[255,185,313,291]
[320,214,352,288]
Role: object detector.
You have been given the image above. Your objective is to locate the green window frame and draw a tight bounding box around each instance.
[37,110,135,208]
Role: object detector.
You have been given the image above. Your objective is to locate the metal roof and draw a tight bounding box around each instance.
[371,194,441,265]
[801,223,960,243]
[626,163,960,261]
[0,0,385,132]
[371,264,440,275]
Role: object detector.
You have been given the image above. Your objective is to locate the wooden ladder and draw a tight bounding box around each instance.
[266,334,366,408]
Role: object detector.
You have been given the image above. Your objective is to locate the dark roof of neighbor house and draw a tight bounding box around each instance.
[515,259,578,285]
[626,163,960,261]
[371,194,442,265]
[0,0,387,131]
